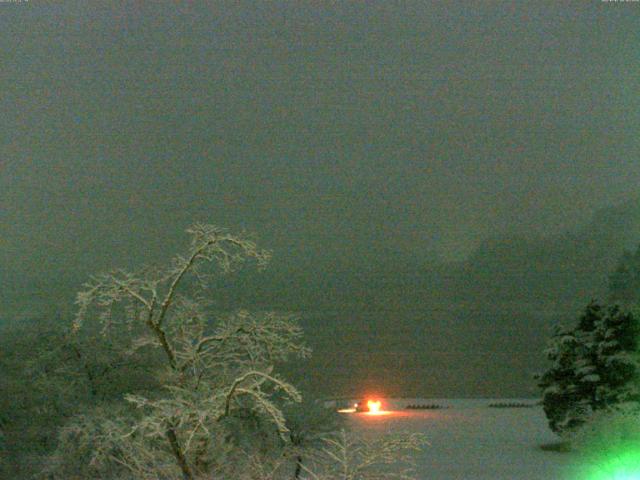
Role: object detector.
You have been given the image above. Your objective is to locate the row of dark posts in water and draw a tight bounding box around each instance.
[404,402,534,410]
[405,404,448,410]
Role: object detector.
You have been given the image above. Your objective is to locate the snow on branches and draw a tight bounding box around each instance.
[538,301,640,436]
[61,224,308,480]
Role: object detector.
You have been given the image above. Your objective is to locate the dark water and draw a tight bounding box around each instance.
[285,304,558,398]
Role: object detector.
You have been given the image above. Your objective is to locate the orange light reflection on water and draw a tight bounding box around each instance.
[337,399,406,416]
[364,409,392,416]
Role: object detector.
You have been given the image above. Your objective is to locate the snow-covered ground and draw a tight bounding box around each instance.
[345,398,583,480]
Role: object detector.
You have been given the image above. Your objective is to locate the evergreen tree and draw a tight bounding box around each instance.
[538,325,581,433]
[539,302,640,435]
[541,244,640,436]
[539,303,602,433]
[594,305,640,409]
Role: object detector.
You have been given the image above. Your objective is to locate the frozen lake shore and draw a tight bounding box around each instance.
[345,398,583,480]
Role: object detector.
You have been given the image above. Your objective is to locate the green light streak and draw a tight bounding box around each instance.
[582,446,640,480]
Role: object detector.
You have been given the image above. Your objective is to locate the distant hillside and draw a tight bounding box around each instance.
[2,199,640,397]
[448,198,640,310]
[269,198,640,397]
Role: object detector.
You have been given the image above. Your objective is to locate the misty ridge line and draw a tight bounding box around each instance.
[1,197,638,397]
[2,196,639,316]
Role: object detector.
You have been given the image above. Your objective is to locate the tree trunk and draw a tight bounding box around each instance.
[166,427,194,480]
[147,319,178,370]
[294,454,303,480]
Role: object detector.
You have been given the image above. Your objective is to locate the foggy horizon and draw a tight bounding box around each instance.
[1,2,639,399]
[2,1,639,285]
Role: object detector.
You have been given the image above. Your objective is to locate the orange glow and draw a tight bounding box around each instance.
[367,400,382,414]
[337,399,393,415]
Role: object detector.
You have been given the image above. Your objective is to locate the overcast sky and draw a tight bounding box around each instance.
[1,1,639,282]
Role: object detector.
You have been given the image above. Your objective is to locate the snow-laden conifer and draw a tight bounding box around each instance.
[539,301,640,437]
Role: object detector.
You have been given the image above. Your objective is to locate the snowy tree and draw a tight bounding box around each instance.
[594,305,640,409]
[539,302,640,436]
[310,429,428,480]
[0,308,167,478]
[281,397,345,479]
[47,223,311,480]
[538,319,593,434]
[6,223,429,479]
